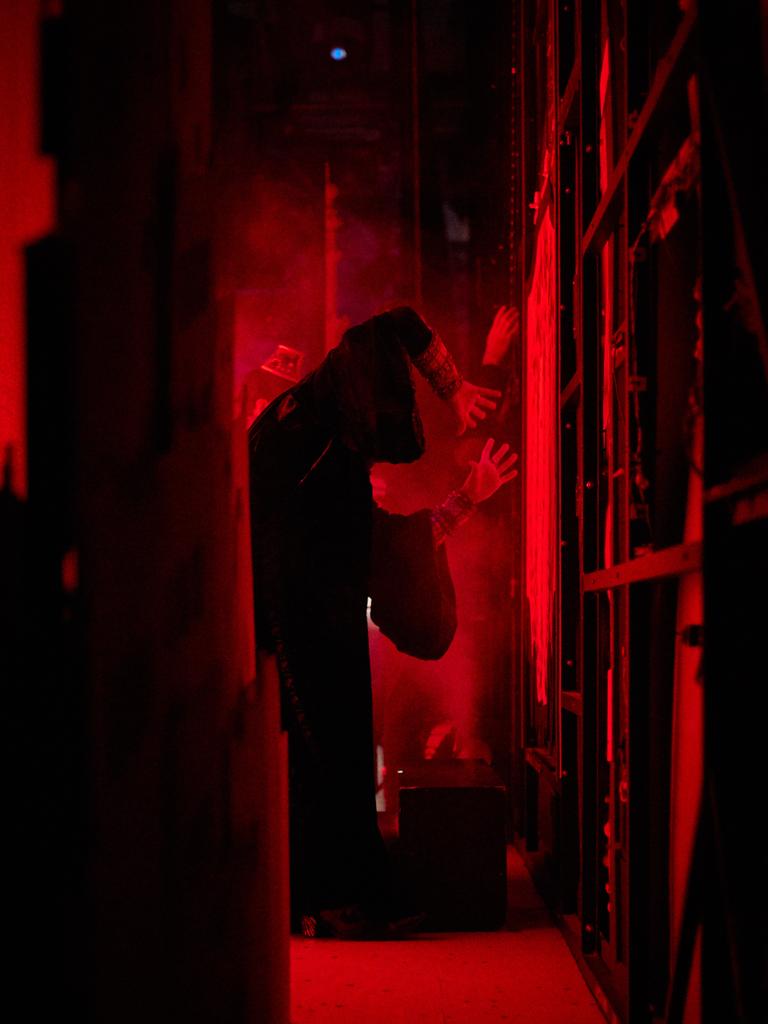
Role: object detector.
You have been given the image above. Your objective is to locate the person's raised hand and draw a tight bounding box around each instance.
[482,304,520,368]
[448,380,502,436]
[460,438,518,504]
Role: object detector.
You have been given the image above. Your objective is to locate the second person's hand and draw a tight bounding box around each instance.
[448,380,502,435]
[459,438,519,503]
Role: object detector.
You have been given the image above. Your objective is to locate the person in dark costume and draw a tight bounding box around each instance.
[248,307,517,938]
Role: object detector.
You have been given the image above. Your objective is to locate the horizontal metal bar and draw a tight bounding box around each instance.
[583,541,702,591]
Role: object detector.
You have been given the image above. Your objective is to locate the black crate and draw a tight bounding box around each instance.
[396,761,508,930]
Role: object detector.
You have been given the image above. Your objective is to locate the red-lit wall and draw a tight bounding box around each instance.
[3,4,289,1021]
[0,2,56,497]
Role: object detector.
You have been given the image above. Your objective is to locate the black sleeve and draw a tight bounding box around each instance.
[369,505,457,660]
[384,306,433,359]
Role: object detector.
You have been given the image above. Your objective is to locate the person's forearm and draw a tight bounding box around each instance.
[386,306,463,398]
[386,306,433,358]
[386,306,500,433]
[411,332,463,399]
[430,488,475,545]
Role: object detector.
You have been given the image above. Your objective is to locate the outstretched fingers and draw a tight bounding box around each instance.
[481,437,495,460]
[476,395,498,411]
[497,452,518,475]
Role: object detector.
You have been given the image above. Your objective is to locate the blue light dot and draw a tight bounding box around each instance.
[330,47,348,61]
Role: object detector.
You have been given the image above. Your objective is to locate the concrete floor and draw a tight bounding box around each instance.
[291,848,604,1023]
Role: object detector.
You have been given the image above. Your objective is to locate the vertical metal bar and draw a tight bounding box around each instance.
[554,0,564,784]
[517,0,530,769]
[323,161,340,354]
[509,0,526,838]
[580,0,601,955]
[410,0,422,307]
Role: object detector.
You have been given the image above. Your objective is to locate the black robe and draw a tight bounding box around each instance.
[248,308,457,915]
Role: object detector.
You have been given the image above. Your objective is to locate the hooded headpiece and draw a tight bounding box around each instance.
[310,308,431,463]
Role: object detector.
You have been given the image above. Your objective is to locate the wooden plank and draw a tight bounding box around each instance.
[525,745,559,776]
[582,172,624,255]
[559,61,580,130]
[562,690,583,716]
[560,371,581,409]
[583,541,702,592]
[581,5,698,255]
[705,458,768,504]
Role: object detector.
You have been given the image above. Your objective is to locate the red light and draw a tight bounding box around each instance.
[524,205,557,705]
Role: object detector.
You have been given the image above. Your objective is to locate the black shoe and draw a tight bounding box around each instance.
[301,904,427,940]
